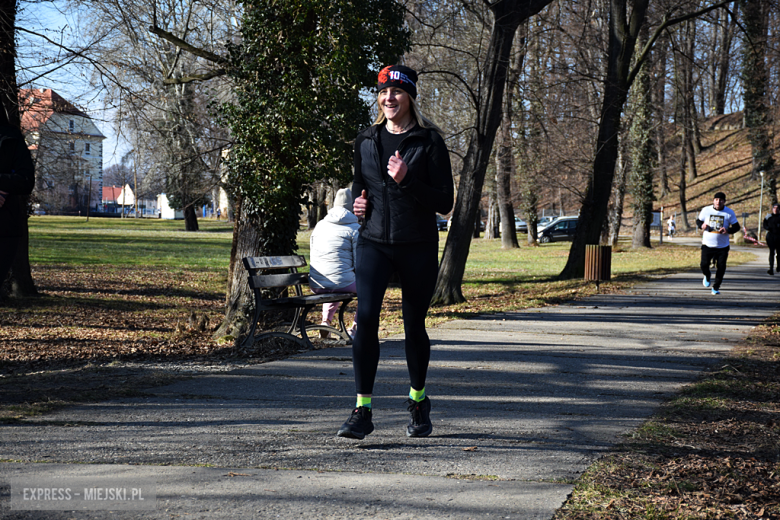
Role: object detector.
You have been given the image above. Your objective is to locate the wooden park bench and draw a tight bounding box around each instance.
[242,255,356,348]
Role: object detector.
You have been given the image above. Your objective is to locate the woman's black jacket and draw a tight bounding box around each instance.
[352,124,453,245]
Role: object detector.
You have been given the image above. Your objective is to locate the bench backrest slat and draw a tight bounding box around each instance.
[243,255,307,272]
[249,273,308,290]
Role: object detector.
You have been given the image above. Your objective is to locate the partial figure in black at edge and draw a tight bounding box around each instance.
[337,65,454,440]
[763,202,780,275]
[0,107,36,294]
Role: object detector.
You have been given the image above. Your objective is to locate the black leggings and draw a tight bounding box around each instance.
[700,245,729,290]
[352,237,439,395]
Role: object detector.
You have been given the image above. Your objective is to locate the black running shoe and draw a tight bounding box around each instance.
[406,397,432,437]
[337,406,374,439]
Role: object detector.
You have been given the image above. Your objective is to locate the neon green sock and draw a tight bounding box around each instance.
[356,396,371,409]
[409,387,425,402]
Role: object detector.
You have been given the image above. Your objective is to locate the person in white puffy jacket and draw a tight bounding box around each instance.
[309,188,359,336]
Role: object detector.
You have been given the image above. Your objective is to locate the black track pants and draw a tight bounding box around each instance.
[352,237,439,395]
[700,245,729,290]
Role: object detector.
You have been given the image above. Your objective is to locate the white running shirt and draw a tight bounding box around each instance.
[698,205,737,248]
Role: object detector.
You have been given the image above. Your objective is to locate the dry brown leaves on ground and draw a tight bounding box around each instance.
[555,319,780,520]
[0,265,330,412]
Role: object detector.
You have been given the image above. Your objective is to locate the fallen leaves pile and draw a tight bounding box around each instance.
[555,319,780,519]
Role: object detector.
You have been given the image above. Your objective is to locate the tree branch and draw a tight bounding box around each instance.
[163,69,227,85]
[148,25,226,64]
[628,0,735,87]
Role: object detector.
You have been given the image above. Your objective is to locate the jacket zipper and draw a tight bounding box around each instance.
[371,128,420,243]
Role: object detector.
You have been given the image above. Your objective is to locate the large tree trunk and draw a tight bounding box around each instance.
[712,5,737,115]
[485,194,500,240]
[432,0,554,305]
[1,0,37,297]
[559,0,650,279]
[653,34,670,197]
[496,35,525,249]
[630,24,654,249]
[606,147,628,246]
[214,198,263,339]
[740,0,775,182]
[184,204,200,231]
[678,149,691,230]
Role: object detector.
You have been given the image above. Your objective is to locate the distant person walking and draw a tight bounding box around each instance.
[0,113,36,293]
[697,192,739,295]
[762,203,780,275]
[337,65,454,440]
[308,188,359,338]
[667,216,676,239]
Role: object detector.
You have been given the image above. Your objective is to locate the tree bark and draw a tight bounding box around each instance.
[629,24,654,249]
[214,198,263,338]
[712,4,737,115]
[1,0,37,297]
[606,146,628,246]
[485,194,500,240]
[432,0,554,305]
[496,36,525,249]
[678,148,691,230]
[184,204,200,231]
[654,36,670,197]
[740,0,775,181]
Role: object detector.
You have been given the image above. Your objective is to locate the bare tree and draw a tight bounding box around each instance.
[415,0,555,305]
[70,0,234,230]
[559,0,734,279]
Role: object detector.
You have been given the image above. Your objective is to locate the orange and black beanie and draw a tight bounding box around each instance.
[377,65,418,99]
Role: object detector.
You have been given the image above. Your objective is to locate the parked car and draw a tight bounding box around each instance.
[514,218,527,233]
[537,216,556,228]
[515,216,556,234]
[447,217,485,232]
[538,216,578,243]
[436,215,448,231]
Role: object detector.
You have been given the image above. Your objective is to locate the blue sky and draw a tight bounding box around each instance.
[18,1,128,167]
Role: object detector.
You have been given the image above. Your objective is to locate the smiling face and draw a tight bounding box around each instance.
[378,87,411,124]
[713,197,725,211]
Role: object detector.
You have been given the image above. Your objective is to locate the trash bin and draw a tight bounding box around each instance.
[585,244,611,285]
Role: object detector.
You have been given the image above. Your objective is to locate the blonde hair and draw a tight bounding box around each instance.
[373,93,443,134]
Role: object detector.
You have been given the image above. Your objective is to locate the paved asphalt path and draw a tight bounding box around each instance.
[2,239,779,519]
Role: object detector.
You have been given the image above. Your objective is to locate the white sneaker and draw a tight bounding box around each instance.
[702,276,711,288]
[347,324,357,340]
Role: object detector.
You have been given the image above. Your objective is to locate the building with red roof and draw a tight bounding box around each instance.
[20,88,106,214]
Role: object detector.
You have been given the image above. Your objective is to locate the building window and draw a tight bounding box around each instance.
[69,142,75,154]
[69,120,75,132]
[85,143,91,155]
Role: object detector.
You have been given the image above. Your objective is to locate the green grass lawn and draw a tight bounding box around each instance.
[28,216,234,269]
[28,215,753,283]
